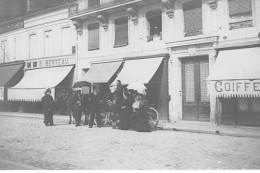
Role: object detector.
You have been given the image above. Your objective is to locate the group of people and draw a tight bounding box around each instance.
[41,80,153,132]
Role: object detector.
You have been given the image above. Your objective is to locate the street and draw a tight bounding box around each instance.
[0,115,260,170]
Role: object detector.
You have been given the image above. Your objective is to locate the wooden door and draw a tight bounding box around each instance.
[182,57,210,121]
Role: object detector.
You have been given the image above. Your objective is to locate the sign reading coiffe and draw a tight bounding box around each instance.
[209,80,260,97]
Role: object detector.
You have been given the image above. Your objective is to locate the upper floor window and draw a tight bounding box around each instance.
[61,27,71,55]
[146,9,162,42]
[29,34,37,59]
[183,0,203,37]
[228,0,253,30]
[44,30,52,57]
[114,17,128,48]
[14,37,22,61]
[0,40,7,63]
[88,23,100,51]
[88,0,100,8]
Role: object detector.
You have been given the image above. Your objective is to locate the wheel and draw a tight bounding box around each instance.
[147,107,159,129]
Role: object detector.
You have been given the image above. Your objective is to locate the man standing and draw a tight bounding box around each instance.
[89,88,103,128]
[73,90,82,127]
[41,88,55,126]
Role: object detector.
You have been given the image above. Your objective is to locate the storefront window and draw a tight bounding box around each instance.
[238,98,249,112]
[252,98,260,113]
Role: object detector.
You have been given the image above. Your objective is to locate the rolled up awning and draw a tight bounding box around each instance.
[112,57,163,85]
[8,66,73,102]
[0,62,24,101]
[82,61,123,83]
[207,47,260,97]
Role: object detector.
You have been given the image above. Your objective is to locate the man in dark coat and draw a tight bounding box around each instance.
[41,88,55,126]
[73,90,83,127]
[88,88,103,128]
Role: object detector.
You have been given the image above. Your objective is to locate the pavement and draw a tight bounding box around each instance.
[1,111,260,138]
[1,113,260,169]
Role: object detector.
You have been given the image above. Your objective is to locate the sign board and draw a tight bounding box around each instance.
[0,21,24,34]
[25,56,76,70]
[209,80,260,97]
[0,87,4,101]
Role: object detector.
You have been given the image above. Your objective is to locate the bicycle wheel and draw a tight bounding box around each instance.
[147,107,159,128]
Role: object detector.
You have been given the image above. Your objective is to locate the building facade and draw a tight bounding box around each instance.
[1,0,260,126]
[0,0,77,112]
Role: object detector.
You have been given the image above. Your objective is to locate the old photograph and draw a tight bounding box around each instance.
[0,0,260,170]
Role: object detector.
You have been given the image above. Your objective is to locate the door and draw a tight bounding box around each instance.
[182,57,210,121]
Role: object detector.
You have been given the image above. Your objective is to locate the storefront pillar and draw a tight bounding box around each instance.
[168,53,182,123]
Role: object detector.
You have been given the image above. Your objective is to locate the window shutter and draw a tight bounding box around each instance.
[229,0,252,16]
[114,17,128,47]
[88,23,99,51]
[183,1,202,35]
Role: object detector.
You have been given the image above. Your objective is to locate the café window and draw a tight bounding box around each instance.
[88,0,100,8]
[14,37,22,61]
[0,40,7,63]
[228,0,253,30]
[61,27,71,55]
[183,0,203,37]
[146,9,162,42]
[88,23,99,51]
[114,17,128,48]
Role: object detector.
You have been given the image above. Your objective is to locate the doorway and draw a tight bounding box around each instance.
[182,56,210,121]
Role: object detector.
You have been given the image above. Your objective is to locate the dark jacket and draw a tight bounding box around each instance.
[42,94,55,110]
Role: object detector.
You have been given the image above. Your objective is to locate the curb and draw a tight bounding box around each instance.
[159,126,260,138]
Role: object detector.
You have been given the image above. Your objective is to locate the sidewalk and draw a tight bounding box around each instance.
[0,159,39,170]
[1,111,260,138]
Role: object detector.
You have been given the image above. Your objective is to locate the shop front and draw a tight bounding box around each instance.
[82,55,169,120]
[0,61,24,111]
[7,56,75,113]
[207,47,260,127]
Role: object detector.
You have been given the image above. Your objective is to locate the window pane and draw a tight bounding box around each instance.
[200,60,209,102]
[252,99,260,113]
[146,9,162,39]
[238,98,249,112]
[61,27,71,55]
[29,34,37,59]
[229,0,252,16]
[114,17,128,47]
[183,0,202,36]
[184,62,195,102]
[88,23,99,51]
[44,30,52,57]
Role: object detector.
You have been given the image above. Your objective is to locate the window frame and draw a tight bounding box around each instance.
[88,22,100,51]
[146,9,162,42]
[113,16,129,48]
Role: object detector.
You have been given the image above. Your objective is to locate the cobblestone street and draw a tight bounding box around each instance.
[0,115,260,170]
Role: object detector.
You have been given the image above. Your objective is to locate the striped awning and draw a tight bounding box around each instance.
[8,66,73,102]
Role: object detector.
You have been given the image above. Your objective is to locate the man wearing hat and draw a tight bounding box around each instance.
[41,88,55,126]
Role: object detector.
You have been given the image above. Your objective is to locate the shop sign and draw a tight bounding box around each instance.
[210,80,260,97]
[0,87,4,101]
[0,21,24,34]
[26,57,75,69]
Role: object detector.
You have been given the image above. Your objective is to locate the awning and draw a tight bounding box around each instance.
[0,62,24,101]
[82,61,122,83]
[207,47,260,97]
[112,57,163,85]
[0,63,24,87]
[8,66,73,102]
